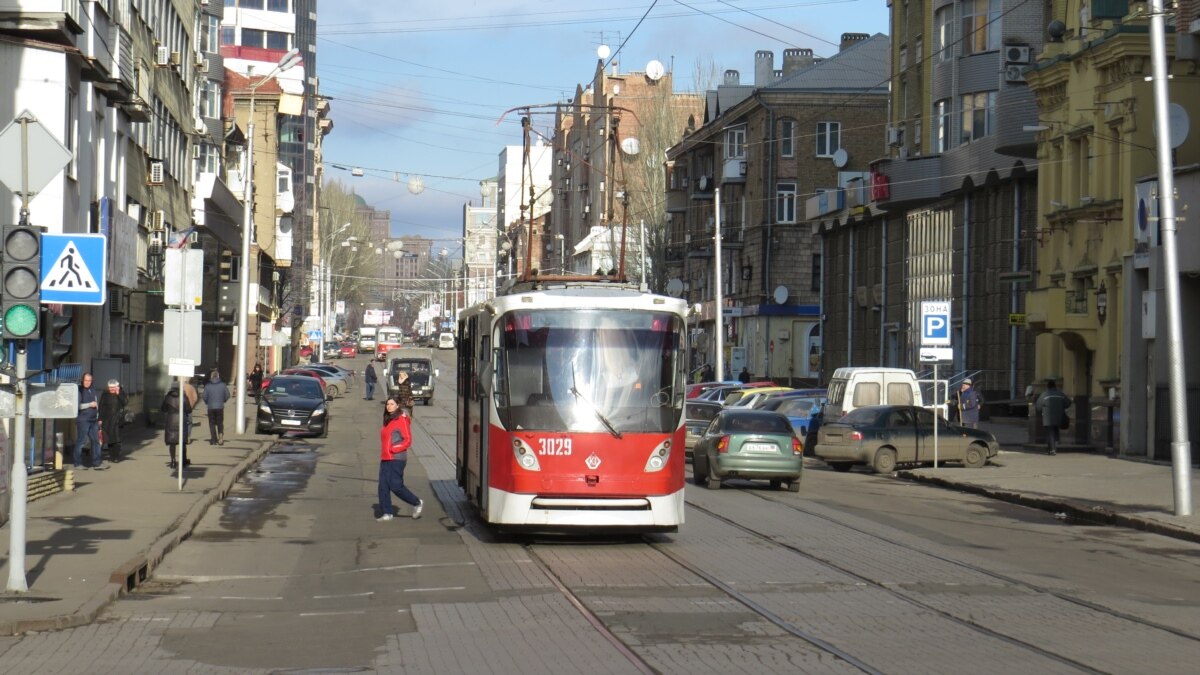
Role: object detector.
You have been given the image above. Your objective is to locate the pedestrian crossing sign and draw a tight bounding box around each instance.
[40,233,107,305]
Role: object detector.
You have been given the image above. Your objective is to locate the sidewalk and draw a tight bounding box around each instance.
[0,407,274,635]
[895,418,1200,544]
[2,413,1198,637]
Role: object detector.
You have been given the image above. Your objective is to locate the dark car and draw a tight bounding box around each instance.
[684,400,723,456]
[692,409,803,492]
[256,375,332,437]
[814,405,998,473]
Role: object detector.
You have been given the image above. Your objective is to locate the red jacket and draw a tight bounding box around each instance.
[379,412,412,461]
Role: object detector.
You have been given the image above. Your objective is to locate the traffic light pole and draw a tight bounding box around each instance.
[6,120,34,591]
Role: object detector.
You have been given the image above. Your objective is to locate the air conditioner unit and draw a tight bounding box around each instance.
[147,160,164,185]
[169,51,182,67]
[1005,46,1032,65]
[148,231,165,255]
[107,289,126,315]
[155,45,170,67]
[886,126,902,146]
[196,56,207,71]
[1004,65,1027,83]
[150,209,166,231]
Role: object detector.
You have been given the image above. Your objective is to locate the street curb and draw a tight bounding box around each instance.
[894,469,1200,545]
[0,438,275,636]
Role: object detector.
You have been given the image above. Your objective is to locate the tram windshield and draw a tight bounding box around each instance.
[494,309,685,434]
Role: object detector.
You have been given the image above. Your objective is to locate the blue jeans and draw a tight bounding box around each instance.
[365,381,376,399]
[74,417,102,467]
[378,458,419,516]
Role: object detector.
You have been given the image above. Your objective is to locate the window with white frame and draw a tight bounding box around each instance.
[725,126,746,159]
[961,0,1001,55]
[204,15,219,53]
[201,80,220,119]
[815,121,840,157]
[934,5,954,62]
[776,182,797,223]
[194,143,219,179]
[959,91,996,144]
[935,99,952,152]
[780,119,795,157]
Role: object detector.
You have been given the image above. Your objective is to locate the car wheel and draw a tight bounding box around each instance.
[692,456,708,485]
[873,447,897,474]
[828,462,853,472]
[705,464,722,490]
[786,480,801,493]
[963,443,988,469]
[329,384,341,398]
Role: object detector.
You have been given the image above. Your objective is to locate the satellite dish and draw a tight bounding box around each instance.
[773,285,789,304]
[832,148,849,168]
[407,176,425,195]
[666,278,684,297]
[612,84,620,96]
[597,45,611,60]
[1166,103,1190,149]
[620,137,641,156]
[698,176,710,191]
[539,190,554,205]
[645,59,665,81]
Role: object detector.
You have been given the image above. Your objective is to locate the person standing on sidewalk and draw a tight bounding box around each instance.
[376,397,423,521]
[162,383,194,468]
[1036,379,1072,456]
[73,372,106,470]
[248,363,264,403]
[97,379,129,463]
[951,378,983,429]
[203,369,231,445]
[364,361,378,400]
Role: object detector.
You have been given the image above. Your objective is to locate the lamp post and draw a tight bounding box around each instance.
[235,48,302,434]
[317,222,351,360]
[556,233,565,274]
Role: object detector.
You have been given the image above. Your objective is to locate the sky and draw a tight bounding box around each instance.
[315,0,889,246]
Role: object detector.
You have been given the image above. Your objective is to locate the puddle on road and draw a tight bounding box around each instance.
[203,441,319,537]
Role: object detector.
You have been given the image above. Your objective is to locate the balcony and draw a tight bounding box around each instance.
[1025,286,1098,337]
[721,157,746,183]
[804,189,845,220]
[0,0,83,45]
[873,155,943,211]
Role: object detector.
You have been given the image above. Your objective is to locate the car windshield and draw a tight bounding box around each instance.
[686,403,720,422]
[720,412,792,434]
[268,379,322,398]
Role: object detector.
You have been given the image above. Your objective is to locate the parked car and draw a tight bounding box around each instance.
[302,364,354,395]
[692,409,803,492]
[684,400,723,457]
[723,386,793,408]
[256,375,332,438]
[280,367,338,397]
[686,380,738,399]
[322,342,343,360]
[757,395,826,437]
[814,405,998,474]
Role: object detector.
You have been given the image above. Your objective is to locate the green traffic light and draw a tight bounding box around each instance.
[3,304,38,337]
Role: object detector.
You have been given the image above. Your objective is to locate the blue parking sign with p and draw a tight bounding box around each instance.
[920,301,951,346]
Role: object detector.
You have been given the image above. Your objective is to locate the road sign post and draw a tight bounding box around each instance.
[920,300,953,470]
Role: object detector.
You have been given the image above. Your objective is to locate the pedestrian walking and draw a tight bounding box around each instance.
[738,367,752,384]
[700,363,714,382]
[394,370,415,416]
[376,397,424,521]
[97,379,129,463]
[1035,379,1072,456]
[248,363,264,402]
[203,369,231,445]
[162,383,194,468]
[73,372,106,470]
[950,378,983,429]
[364,362,378,400]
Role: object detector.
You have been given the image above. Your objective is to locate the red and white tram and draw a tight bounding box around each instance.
[455,282,689,532]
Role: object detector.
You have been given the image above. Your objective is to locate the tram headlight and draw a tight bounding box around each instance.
[513,438,541,471]
[644,439,671,473]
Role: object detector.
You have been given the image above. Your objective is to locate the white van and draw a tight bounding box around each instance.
[437,332,456,350]
[822,367,935,420]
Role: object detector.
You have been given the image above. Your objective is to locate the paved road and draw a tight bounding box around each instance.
[2,351,1198,672]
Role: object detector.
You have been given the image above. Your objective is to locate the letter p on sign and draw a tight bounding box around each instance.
[920,301,952,346]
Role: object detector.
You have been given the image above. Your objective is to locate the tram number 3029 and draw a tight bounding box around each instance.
[537,437,573,456]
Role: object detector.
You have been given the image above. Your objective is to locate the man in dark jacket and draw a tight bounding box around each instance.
[203,370,231,445]
[1036,379,1072,455]
[950,378,983,429]
[364,362,378,400]
[98,379,129,462]
[74,373,106,470]
[162,383,193,468]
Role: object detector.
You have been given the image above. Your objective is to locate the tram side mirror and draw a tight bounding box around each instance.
[1024,384,1035,401]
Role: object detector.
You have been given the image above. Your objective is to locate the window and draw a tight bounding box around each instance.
[961,0,1001,55]
[239,0,265,9]
[934,5,954,61]
[266,30,290,50]
[780,119,795,157]
[815,121,840,157]
[935,99,952,152]
[811,254,821,292]
[201,81,220,119]
[959,91,996,144]
[66,89,78,179]
[776,183,797,223]
[194,143,219,179]
[242,28,264,48]
[267,0,290,10]
[725,127,746,159]
[220,27,235,46]
[204,16,219,53]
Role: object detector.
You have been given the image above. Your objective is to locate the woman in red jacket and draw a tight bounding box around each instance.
[377,397,424,521]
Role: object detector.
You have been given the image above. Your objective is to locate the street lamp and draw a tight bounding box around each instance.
[235,47,302,434]
[317,222,351,360]
[556,233,565,274]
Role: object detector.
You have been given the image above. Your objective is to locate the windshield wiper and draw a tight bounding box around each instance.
[570,361,622,439]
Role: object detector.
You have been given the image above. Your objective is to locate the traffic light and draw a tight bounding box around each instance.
[2,224,42,339]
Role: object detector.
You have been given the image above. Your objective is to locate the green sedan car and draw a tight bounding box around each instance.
[692,409,804,492]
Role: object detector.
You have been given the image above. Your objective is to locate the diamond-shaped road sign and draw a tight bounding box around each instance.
[0,111,73,198]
